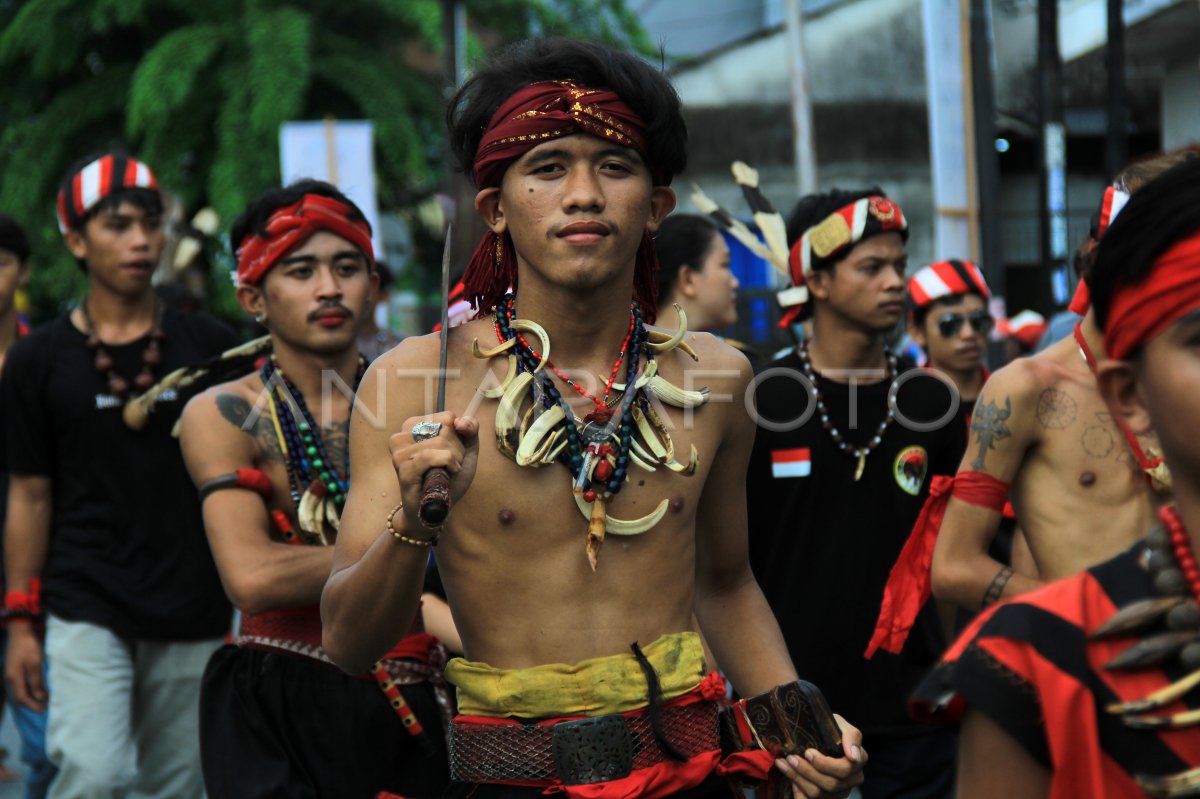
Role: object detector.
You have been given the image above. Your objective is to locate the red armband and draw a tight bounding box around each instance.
[865,472,1010,658]
[197,469,273,501]
[4,578,42,623]
[951,471,1010,513]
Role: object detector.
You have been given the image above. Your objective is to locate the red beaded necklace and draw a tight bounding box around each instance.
[1159,504,1200,603]
[81,297,164,398]
[494,296,635,425]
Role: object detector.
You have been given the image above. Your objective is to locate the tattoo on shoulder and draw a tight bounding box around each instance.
[1035,388,1077,430]
[215,392,283,462]
[216,394,254,432]
[970,396,1012,470]
[322,420,350,470]
[981,566,1014,608]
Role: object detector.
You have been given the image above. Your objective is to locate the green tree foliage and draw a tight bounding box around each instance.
[0,0,650,318]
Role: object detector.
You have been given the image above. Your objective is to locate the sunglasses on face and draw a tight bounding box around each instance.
[937,311,994,338]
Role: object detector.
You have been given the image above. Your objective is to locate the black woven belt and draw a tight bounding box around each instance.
[448,700,721,786]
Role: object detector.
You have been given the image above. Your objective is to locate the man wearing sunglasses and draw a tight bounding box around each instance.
[925,158,1191,618]
[906,259,994,426]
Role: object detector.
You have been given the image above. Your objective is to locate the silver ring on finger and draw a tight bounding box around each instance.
[411,420,443,442]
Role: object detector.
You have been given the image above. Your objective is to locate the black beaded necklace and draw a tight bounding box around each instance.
[796,337,899,481]
[495,293,646,502]
[260,354,367,511]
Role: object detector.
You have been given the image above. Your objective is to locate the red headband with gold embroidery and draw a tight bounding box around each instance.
[462,80,662,320]
[236,194,373,287]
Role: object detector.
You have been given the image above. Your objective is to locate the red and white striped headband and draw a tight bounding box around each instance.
[787,195,908,290]
[1097,184,1131,238]
[57,154,159,233]
[907,259,990,309]
[1068,184,1132,315]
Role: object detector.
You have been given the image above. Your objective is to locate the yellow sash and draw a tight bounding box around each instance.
[446,632,706,718]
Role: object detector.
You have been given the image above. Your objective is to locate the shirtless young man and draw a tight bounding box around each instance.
[914,155,1200,799]
[930,152,1194,610]
[178,181,448,798]
[321,39,865,799]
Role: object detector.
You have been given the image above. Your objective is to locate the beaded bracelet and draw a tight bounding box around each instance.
[386,503,439,547]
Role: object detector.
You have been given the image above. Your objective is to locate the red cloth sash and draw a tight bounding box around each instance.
[865,471,1010,658]
[461,80,661,321]
[238,605,433,663]
[235,193,373,286]
[1104,231,1200,360]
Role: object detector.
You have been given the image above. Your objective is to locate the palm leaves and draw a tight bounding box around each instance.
[0,0,649,318]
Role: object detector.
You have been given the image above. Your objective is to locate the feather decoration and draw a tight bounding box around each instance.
[124,335,274,432]
[731,161,790,269]
[690,184,785,274]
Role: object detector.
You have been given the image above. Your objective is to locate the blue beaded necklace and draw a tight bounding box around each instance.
[260,354,367,511]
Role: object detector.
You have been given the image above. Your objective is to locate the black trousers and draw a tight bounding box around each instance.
[859,727,957,799]
[200,644,450,799]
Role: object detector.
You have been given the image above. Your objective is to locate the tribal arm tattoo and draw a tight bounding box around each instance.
[215,392,283,462]
[970,396,1013,470]
[981,566,1014,608]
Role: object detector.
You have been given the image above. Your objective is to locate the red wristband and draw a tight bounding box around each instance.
[5,577,42,621]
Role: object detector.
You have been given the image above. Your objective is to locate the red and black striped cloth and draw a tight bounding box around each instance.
[911,540,1200,797]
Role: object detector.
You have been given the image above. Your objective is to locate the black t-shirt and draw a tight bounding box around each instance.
[3,308,238,640]
[746,351,966,736]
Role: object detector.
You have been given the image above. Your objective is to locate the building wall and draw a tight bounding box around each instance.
[671,0,935,270]
[1162,62,1200,150]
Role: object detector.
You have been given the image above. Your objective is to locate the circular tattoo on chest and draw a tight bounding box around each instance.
[1079,471,1097,487]
[1036,388,1077,430]
[1082,425,1115,458]
[498,508,516,526]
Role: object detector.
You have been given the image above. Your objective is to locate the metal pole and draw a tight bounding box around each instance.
[1105,0,1127,181]
[442,0,475,277]
[785,0,819,196]
[1037,0,1067,310]
[970,0,1004,299]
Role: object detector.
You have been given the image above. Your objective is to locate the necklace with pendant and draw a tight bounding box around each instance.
[477,295,710,569]
[797,338,898,481]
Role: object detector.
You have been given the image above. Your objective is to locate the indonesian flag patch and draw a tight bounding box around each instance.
[771,448,811,478]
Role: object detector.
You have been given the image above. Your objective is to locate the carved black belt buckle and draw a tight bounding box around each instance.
[551,714,633,785]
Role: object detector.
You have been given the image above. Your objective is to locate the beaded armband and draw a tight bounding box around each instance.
[3,578,42,624]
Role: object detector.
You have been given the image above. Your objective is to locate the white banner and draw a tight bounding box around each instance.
[279,120,383,259]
